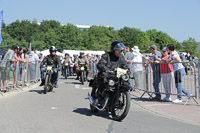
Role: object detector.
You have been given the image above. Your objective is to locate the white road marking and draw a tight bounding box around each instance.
[51,107,58,110]
[145,104,171,107]
[75,85,80,89]
[82,87,92,90]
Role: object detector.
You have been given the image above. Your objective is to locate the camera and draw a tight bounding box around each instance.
[149,56,155,61]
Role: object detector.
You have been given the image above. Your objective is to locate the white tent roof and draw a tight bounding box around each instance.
[63,50,105,56]
[41,49,64,56]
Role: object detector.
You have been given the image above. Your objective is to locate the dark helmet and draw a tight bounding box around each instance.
[11,45,19,50]
[80,51,85,54]
[49,46,57,53]
[110,41,125,51]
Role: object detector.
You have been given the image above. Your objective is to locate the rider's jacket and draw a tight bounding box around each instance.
[75,56,89,66]
[97,52,128,73]
[40,54,61,69]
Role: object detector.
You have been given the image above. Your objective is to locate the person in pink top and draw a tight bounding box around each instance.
[159,47,173,101]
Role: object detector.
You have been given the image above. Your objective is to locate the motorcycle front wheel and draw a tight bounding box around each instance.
[81,71,84,85]
[44,74,50,94]
[90,87,98,112]
[111,91,131,121]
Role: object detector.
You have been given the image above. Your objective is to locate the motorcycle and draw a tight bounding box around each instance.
[79,63,87,85]
[44,65,57,94]
[64,62,70,79]
[88,68,133,121]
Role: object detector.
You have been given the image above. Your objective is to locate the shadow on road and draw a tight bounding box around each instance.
[65,81,82,85]
[130,94,166,103]
[29,89,44,94]
[73,108,112,120]
[60,77,76,80]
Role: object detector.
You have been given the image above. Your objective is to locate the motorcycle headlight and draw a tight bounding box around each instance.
[108,80,115,86]
[122,74,129,81]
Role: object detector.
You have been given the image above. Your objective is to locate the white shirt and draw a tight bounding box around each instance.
[29,53,39,64]
[169,51,184,71]
[132,53,143,72]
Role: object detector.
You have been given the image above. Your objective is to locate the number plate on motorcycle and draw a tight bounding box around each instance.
[81,67,84,70]
[47,66,52,70]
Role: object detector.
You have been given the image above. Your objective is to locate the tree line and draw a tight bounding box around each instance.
[0,20,199,57]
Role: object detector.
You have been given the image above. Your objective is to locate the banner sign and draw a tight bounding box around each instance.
[0,10,3,44]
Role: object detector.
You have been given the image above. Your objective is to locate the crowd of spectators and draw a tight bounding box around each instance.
[0,45,43,92]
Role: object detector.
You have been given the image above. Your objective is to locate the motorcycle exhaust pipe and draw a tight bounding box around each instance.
[88,93,109,111]
[95,97,109,111]
[88,93,95,105]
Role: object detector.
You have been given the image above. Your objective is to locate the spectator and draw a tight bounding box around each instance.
[29,51,39,64]
[20,48,29,82]
[28,51,39,82]
[145,55,149,63]
[131,46,143,90]
[125,46,134,86]
[159,47,173,102]
[167,44,192,103]
[0,45,16,92]
[148,45,162,100]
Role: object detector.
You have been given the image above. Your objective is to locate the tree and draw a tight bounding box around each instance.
[182,37,198,56]
[118,27,152,53]
[146,29,181,51]
[5,20,39,42]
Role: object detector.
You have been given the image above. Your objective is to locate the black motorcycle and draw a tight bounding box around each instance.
[63,62,70,79]
[44,65,56,94]
[79,63,87,85]
[88,68,133,121]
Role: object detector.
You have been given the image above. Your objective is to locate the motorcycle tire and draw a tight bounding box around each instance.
[81,72,84,85]
[111,91,131,121]
[49,86,53,92]
[90,88,98,112]
[44,74,50,94]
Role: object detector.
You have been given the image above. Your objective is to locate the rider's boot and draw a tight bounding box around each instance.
[39,79,45,86]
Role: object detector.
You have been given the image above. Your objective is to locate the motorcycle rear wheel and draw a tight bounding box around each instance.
[111,91,131,121]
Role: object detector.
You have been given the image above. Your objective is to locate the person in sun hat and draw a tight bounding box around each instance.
[131,46,143,90]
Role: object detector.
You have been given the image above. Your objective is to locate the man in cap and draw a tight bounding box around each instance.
[148,45,162,100]
[75,52,89,80]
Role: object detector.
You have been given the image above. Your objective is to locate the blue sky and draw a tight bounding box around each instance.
[0,0,200,42]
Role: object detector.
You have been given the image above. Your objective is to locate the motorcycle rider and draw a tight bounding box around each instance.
[63,53,71,76]
[92,41,128,95]
[40,46,61,88]
[75,52,89,80]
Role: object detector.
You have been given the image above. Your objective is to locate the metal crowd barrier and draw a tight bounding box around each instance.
[0,60,41,94]
[88,62,98,79]
[129,61,199,104]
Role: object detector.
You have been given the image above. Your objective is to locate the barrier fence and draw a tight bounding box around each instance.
[87,59,200,104]
[130,60,199,104]
[0,60,41,94]
[88,62,98,79]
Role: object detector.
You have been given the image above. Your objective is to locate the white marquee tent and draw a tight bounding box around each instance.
[41,49,64,56]
[63,50,105,56]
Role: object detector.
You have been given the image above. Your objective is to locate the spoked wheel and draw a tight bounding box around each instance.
[90,87,98,112]
[65,68,67,79]
[44,74,50,94]
[81,72,84,85]
[111,91,131,121]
